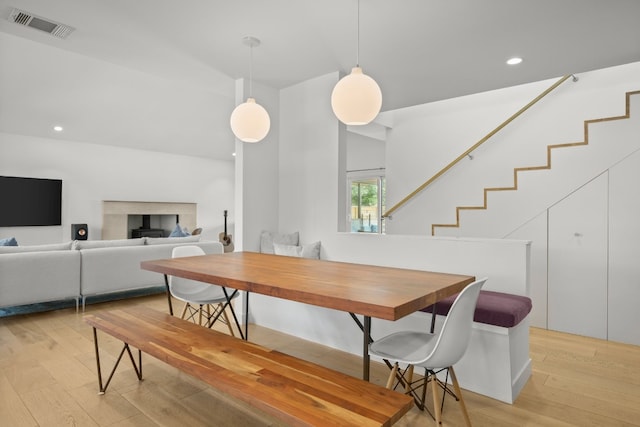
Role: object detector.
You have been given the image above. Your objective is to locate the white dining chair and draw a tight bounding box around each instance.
[369,277,487,426]
[169,245,238,336]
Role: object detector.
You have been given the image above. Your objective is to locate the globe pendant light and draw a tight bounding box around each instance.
[230,36,270,143]
[331,0,382,126]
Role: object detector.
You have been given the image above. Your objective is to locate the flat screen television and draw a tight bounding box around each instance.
[0,176,62,227]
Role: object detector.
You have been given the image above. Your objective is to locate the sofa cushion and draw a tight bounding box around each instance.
[260,231,299,254]
[146,235,200,245]
[0,241,73,254]
[73,238,145,250]
[0,250,81,307]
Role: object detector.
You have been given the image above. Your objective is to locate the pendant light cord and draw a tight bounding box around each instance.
[356,0,360,67]
[249,43,253,97]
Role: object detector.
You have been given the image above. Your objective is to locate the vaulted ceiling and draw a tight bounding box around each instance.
[1,0,639,160]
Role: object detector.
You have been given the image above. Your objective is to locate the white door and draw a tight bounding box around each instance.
[608,150,640,345]
[548,173,608,339]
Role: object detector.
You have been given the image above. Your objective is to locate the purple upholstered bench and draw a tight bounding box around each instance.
[419,290,533,403]
[421,290,532,328]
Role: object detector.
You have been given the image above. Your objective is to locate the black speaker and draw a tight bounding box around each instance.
[72,223,88,240]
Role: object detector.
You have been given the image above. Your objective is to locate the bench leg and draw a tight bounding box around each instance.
[92,327,143,394]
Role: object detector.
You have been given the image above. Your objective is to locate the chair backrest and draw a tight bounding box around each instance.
[172,245,207,258]
[419,278,487,369]
[169,245,222,292]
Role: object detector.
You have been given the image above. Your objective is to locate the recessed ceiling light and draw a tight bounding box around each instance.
[53,126,63,132]
[232,152,236,157]
[506,57,523,65]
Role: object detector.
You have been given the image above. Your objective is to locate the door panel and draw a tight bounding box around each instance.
[609,150,640,345]
[548,173,608,339]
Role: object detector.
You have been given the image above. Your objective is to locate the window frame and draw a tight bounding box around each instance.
[346,169,385,234]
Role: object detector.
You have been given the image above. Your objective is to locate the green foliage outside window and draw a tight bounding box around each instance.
[351,181,378,206]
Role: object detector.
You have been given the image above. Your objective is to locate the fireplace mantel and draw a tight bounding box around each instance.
[102,201,197,240]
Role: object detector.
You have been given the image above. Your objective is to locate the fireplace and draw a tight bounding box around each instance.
[130,215,166,238]
[102,201,197,240]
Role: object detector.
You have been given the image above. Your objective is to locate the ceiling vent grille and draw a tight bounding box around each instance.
[8,8,75,39]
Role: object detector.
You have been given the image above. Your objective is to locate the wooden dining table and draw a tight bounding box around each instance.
[141,251,475,380]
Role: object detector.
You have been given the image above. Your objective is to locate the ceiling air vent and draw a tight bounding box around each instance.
[8,8,75,39]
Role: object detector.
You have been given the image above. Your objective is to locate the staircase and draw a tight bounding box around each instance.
[432,90,640,238]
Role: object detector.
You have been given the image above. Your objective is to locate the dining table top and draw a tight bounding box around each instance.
[141,251,476,321]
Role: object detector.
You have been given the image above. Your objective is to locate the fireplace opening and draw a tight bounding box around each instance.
[128,214,177,238]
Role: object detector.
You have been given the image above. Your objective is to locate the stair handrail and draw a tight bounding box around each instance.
[382,74,576,219]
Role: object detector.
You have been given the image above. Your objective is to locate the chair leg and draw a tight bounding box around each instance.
[221,304,236,337]
[386,362,399,389]
[431,371,442,425]
[180,302,189,319]
[198,304,204,326]
[405,364,414,395]
[449,366,472,427]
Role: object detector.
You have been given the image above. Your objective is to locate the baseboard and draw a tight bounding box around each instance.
[511,357,532,403]
[1,286,165,317]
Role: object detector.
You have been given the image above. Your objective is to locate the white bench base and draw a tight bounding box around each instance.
[371,311,531,404]
[452,316,531,403]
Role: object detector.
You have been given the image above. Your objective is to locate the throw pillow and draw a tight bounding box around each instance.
[273,241,321,259]
[300,241,321,259]
[273,243,303,257]
[169,223,190,237]
[260,231,299,254]
[0,237,18,246]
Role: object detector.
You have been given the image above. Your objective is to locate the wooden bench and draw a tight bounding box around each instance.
[84,306,413,427]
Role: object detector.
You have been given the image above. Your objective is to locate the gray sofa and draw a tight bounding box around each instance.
[0,236,222,310]
[0,241,80,308]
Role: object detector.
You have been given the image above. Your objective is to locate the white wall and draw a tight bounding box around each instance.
[0,132,234,245]
[346,132,385,172]
[277,72,342,244]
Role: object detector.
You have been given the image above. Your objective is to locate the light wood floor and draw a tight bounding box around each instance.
[1,294,639,427]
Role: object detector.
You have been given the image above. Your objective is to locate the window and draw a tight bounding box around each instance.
[347,171,385,233]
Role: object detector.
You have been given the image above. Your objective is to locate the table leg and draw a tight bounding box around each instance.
[363,315,371,381]
[430,302,437,333]
[216,288,245,340]
[349,313,376,381]
[163,274,173,315]
[209,289,248,341]
[244,291,249,340]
